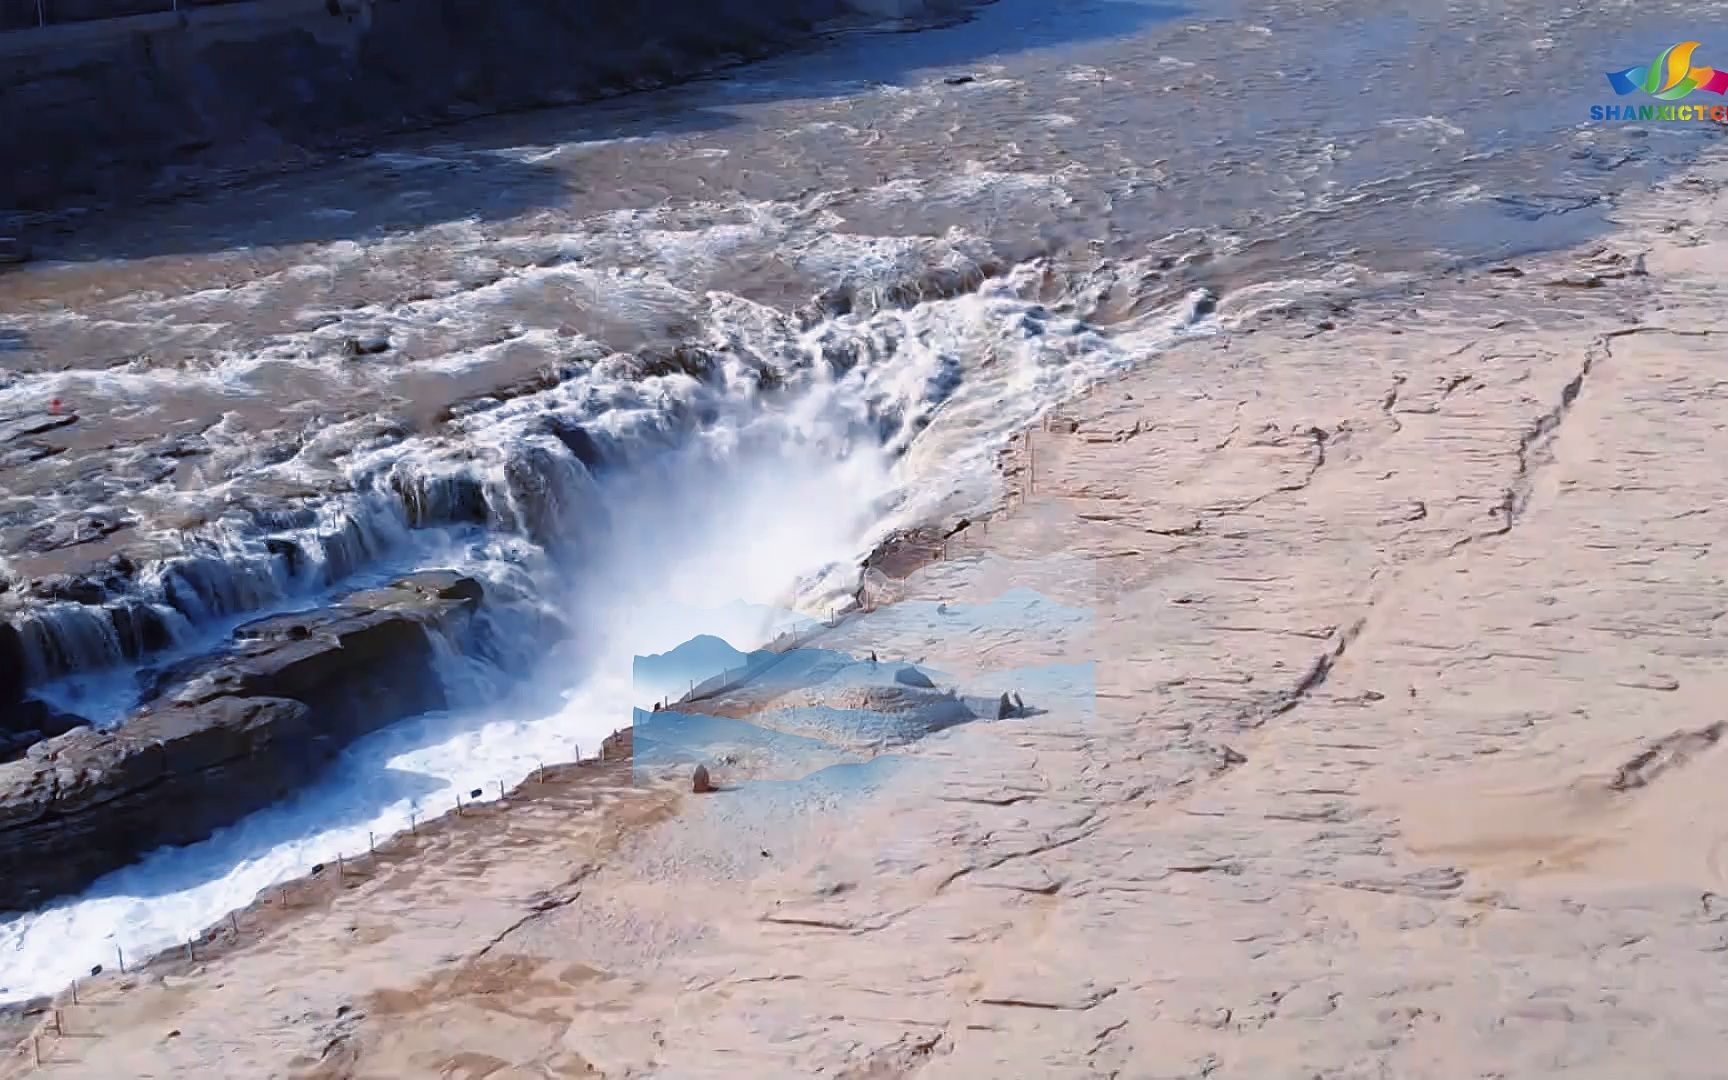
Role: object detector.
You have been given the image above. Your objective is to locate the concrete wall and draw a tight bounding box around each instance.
[0,0,966,215]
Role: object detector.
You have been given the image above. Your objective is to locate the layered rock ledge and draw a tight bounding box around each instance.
[0,571,482,911]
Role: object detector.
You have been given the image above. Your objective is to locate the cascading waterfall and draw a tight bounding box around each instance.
[0,258,1212,1002]
[8,261,1213,711]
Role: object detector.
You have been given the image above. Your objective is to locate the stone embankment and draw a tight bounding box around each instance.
[0,0,977,217]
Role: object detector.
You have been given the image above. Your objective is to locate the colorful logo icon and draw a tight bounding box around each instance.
[1607,41,1728,99]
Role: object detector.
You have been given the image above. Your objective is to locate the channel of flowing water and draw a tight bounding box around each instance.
[0,257,1214,1000]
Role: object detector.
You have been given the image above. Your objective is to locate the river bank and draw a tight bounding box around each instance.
[0,0,978,221]
[8,149,1728,1078]
[6,0,1728,1068]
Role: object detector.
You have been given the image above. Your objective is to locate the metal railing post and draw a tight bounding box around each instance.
[36,0,45,28]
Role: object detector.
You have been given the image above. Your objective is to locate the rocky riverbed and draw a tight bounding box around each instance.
[4,0,1728,1068]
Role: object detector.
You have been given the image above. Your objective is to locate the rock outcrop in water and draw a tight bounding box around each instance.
[0,571,483,911]
[0,697,87,763]
[0,621,26,707]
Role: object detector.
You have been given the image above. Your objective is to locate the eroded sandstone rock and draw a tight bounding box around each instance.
[0,697,315,910]
[0,572,485,911]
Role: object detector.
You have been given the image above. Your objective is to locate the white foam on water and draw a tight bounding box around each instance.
[0,589,814,1004]
[1380,116,1467,142]
[0,349,326,420]
[0,421,886,1003]
[0,249,1215,1001]
[1214,264,1376,329]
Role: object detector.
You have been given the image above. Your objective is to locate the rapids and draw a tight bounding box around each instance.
[0,0,1720,1004]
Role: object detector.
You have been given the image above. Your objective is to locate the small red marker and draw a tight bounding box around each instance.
[49,398,61,415]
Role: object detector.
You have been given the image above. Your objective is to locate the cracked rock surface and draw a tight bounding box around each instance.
[15,162,1728,1080]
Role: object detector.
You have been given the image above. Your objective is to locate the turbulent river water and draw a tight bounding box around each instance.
[0,0,1719,1001]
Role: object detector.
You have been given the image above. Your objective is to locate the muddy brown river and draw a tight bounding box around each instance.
[0,0,1721,1004]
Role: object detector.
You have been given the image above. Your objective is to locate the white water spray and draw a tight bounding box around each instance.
[0,258,1212,1002]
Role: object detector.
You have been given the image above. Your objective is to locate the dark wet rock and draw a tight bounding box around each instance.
[0,441,65,468]
[349,570,487,611]
[0,699,88,764]
[943,74,977,85]
[692,764,714,793]
[236,502,321,534]
[155,434,211,459]
[0,573,486,910]
[636,344,717,380]
[26,574,110,606]
[502,443,606,553]
[110,601,176,658]
[342,333,392,357]
[263,537,306,578]
[4,698,85,738]
[0,623,25,706]
[389,466,490,529]
[22,513,130,554]
[0,412,76,446]
[808,285,858,321]
[2,569,184,703]
[118,456,178,486]
[349,569,486,606]
[0,696,317,910]
[170,584,477,725]
[862,525,949,581]
[241,438,304,471]
[810,264,995,325]
[542,416,607,470]
[0,237,28,266]
[917,265,986,301]
[433,358,590,425]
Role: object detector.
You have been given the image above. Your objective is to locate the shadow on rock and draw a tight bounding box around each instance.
[8,0,1189,262]
[766,0,1190,98]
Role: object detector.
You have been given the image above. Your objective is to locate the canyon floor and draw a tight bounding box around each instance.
[8,148,1728,1079]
